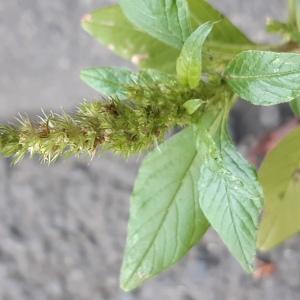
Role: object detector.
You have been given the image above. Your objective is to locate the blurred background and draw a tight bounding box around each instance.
[0,0,299,299]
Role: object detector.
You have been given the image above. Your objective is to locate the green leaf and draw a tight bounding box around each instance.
[258,127,300,250]
[187,0,251,44]
[197,113,263,271]
[119,0,192,49]
[81,3,252,74]
[176,22,214,88]
[226,51,300,105]
[81,5,179,73]
[183,99,203,114]
[80,67,175,98]
[186,0,253,73]
[80,67,133,98]
[121,127,209,291]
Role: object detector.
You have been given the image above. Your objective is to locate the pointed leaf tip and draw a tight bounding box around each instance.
[176,21,214,88]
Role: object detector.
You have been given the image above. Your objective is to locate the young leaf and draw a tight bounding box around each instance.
[197,113,263,272]
[187,0,251,44]
[183,99,203,114]
[176,22,214,88]
[119,0,192,49]
[258,127,300,250]
[121,127,209,291]
[226,51,300,105]
[81,5,179,73]
[80,68,175,98]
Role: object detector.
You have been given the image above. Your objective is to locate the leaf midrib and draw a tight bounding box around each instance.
[223,175,251,269]
[219,136,253,270]
[227,68,300,80]
[123,149,199,288]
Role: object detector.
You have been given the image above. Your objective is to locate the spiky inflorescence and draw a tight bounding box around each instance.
[0,80,211,163]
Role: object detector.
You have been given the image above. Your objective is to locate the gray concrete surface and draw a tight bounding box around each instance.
[0,1,299,300]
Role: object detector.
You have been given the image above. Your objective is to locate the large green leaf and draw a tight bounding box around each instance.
[81,3,252,74]
[177,22,214,88]
[187,0,251,44]
[81,5,179,73]
[121,127,209,291]
[258,127,300,250]
[119,0,192,49]
[80,67,175,98]
[226,51,300,105]
[197,114,263,271]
